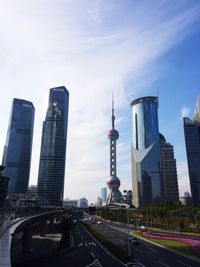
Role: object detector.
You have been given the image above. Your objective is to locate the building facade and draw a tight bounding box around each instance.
[2,98,35,194]
[0,166,10,207]
[160,134,179,203]
[130,96,163,207]
[123,190,132,205]
[63,199,78,209]
[183,94,200,206]
[37,86,69,206]
[78,198,89,208]
[101,187,107,204]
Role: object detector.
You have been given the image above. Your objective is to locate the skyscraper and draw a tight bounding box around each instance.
[2,98,35,194]
[101,187,107,204]
[106,97,123,204]
[183,94,200,206]
[37,86,69,206]
[160,134,179,203]
[130,96,163,207]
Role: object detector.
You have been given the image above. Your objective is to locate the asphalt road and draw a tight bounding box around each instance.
[72,222,126,266]
[89,217,200,267]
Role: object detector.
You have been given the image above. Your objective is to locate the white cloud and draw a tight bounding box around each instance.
[0,1,199,203]
[180,107,190,119]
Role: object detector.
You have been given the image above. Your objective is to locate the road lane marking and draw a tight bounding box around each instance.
[85,242,88,247]
[158,260,170,267]
[176,260,191,267]
[81,223,127,267]
[134,247,143,253]
[148,247,158,253]
[91,251,95,258]
[85,259,102,266]
[89,242,96,246]
[126,261,145,266]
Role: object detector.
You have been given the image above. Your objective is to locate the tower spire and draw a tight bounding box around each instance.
[112,93,115,129]
[106,95,123,204]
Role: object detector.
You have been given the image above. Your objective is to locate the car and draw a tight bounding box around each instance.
[97,221,102,225]
[130,237,139,245]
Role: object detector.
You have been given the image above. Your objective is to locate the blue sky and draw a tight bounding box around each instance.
[0,0,200,204]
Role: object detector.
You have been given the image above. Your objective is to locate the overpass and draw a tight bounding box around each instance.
[0,210,65,267]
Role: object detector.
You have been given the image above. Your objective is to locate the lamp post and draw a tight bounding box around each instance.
[127,205,131,258]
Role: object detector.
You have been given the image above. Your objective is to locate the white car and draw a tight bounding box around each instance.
[97,221,102,225]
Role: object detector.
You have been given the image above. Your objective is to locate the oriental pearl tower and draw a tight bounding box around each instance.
[106,96,123,204]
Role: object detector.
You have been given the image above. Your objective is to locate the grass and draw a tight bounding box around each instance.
[147,238,192,255]
[82,223,128,259]
[133,231,199,258]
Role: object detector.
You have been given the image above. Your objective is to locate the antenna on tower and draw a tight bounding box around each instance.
[112,92,115,129]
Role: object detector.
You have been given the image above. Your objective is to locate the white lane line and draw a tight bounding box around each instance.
[85,259,102,267]
[176,260,191,267]
[91,251,95,258]
[134,247,143,253]
[148,247,158,253]
[81,224,127,267]
[85,242,88,247]
[158,260,170,267]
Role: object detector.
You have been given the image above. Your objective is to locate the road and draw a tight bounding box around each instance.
[88,217,200,267]
[71,222,126,266]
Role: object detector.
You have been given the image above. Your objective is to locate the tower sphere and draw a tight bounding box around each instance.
[106,176,120,189]
[108,129,119,140]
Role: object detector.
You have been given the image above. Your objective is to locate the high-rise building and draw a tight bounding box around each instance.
[123,190,132,205]
[130,96,163,207]
[106,97,123,204]
[0,166,10,207]
[183,94,200,206]
[96,196,103,207]
[160,134,179,203]
[37,86,69,206]
[2,98,35,194]
[78,198,89,208]
[101,187,107,203]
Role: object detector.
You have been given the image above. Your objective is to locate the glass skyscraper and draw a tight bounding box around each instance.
[183,94,200,206]
[37,86,69,206]
[160,134,179,203]
[130,96,163,207]
[101,187,107,203]
[2,98,35,194]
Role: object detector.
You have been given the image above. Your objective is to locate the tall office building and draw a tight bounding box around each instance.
[37,86,69,206]
[130,96,163,207]
[2,98,35,194]
[160,134,179,203]
[183,94,200,206]
[101,187,107,203]
[0,166,10,207]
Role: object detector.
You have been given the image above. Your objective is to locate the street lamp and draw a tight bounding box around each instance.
[127,205,131,258]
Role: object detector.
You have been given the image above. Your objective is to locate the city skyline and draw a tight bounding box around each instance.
[0,1,200,204]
